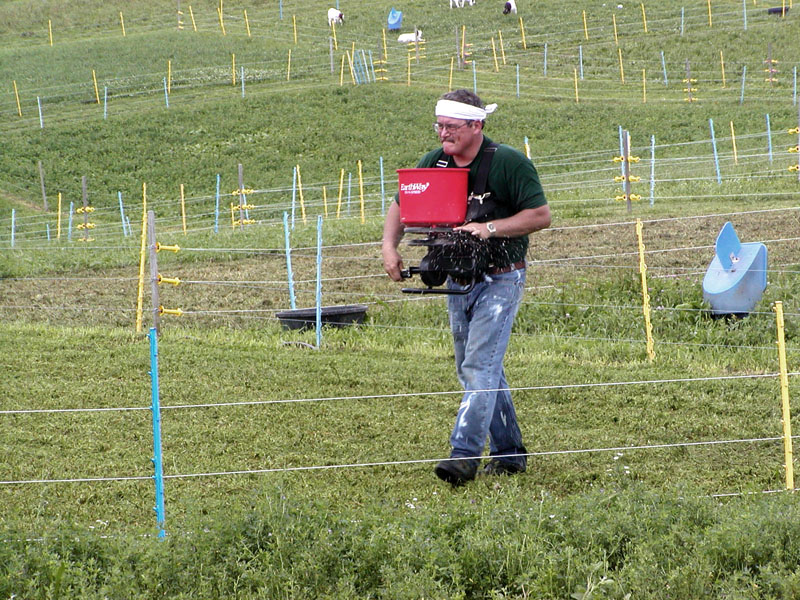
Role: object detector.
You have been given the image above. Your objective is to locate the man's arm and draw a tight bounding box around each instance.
[381,201,406,281]
[454,204,551,240]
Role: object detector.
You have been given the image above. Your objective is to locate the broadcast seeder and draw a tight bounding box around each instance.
[396,166,495,295]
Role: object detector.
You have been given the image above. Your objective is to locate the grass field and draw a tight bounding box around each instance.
[2,0,800,597]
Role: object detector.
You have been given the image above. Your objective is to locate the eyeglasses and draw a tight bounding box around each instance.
[433,121,472,134]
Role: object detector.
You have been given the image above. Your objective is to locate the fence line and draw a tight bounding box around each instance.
[0,434,789,487]
[2,371,791,416]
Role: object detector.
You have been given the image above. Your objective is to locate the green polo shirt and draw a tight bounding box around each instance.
[400,136,547,266]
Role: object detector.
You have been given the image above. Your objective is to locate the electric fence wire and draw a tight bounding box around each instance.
[1,371,793,415]
[0,434,789,486]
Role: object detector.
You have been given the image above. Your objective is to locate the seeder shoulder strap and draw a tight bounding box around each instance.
[465,143,498,222]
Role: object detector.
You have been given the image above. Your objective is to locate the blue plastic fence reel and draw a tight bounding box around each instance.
[702,222,767,317]
[387,8,402,31]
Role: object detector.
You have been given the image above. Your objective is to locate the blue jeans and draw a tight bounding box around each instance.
[446,268,527,468]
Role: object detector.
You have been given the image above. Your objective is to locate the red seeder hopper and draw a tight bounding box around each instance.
[396,168,484,294]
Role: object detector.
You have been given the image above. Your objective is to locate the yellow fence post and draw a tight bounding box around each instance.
[582,10,589,40]
[636,219,655,361]
[13,80,22,116]
[641,2,648,32]
[136,183,148,333]
[296,164,307,224]
[573,68,579,103]
[92,70,100,103]
[336,168,344,218]
[180,184,187,234]
[449,56,454,91]
[774,301,795,490]
[642,68,647,103]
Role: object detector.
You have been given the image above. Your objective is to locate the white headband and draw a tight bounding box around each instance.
[435,99,497,121]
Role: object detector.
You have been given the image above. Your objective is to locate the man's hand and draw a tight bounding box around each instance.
[382,246,405,281]
[382,202,407,281]
[453,221,492,239]
[454,206,551,240]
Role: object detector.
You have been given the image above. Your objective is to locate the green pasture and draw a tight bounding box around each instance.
[2,0,800,597]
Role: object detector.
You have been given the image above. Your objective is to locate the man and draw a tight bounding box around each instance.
[382,89,550,486]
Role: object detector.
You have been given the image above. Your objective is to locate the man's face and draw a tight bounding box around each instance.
[435,117,479,156]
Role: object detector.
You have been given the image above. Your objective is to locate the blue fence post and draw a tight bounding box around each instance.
[739,65,746,105]
[10,209,15,247]
[543,42,548,77]
[516,64,520,97]
[579,45,584,79]
[68,201,74,241]
[163,77,169,108]
[709,118,721,184]
[118,191,128,236]
[369,50,377,82]
[37,96,44,128]
[766,113,773,163]
[103,86,108,120]
[742,0,747,30]
[283,212,296,310]
[660,51,668,85]
[650,134,656,206]
[148,328,167,539]
[291,166,297,229]
[214,174,220,233]
[472,60,477,94]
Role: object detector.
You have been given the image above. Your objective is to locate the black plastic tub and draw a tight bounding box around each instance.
[276,304,368,331]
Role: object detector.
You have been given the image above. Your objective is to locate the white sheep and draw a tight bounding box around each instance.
[503,0,517,14]
[397,29,423,43]
[327,7,344,26]
[450,0,474,7]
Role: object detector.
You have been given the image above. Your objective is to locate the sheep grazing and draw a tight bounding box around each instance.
[397,29,423,43]
[327,7,344,26]
[503,0,517,14]
[450,0,474,7]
